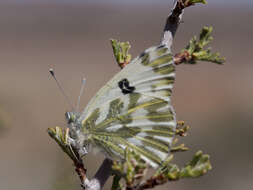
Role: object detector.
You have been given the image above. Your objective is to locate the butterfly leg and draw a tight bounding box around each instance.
[66,134,88,156]
[78,147,88,157]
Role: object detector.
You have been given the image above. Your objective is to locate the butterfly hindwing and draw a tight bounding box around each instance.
[79,45,176,168]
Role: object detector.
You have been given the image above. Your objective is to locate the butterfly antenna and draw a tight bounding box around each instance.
[49,68,75,110]
[76,78,86,112]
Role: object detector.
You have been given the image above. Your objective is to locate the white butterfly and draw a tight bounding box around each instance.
[52,44,177,168]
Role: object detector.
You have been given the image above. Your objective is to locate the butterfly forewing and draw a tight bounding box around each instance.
[78,45,176,168]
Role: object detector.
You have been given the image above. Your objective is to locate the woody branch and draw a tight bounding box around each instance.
[161,0,203,48]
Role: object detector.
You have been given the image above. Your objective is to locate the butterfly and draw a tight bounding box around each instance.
[54,44,177,168]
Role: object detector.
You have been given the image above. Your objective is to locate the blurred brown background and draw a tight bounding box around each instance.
[0,0,252,190]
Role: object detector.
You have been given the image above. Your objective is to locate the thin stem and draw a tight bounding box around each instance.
[161,0,205,48]
[80,159,112,190]
[161,0,185,48]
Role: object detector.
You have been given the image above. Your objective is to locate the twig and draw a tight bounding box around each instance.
[174,50,191,65]
[75,161,87,187]
[161,0,184,48]
[161,0,206,48]
[81,159,113,190]
[136,175,171,190]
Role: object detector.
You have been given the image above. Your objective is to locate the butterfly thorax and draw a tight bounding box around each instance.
[65,111,81,138]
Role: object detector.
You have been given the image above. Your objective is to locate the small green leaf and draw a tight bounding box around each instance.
[182,26,225,65]
[111,39,132,68]
[112,149,148,188]
[166,164,181,180]
[187,0,207,5]
[171,144,189,153]
[180,151,212,178]
[199,26,213,48]
[183,0,207,7]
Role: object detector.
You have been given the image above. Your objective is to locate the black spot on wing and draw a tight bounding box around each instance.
[118,78,136,95]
